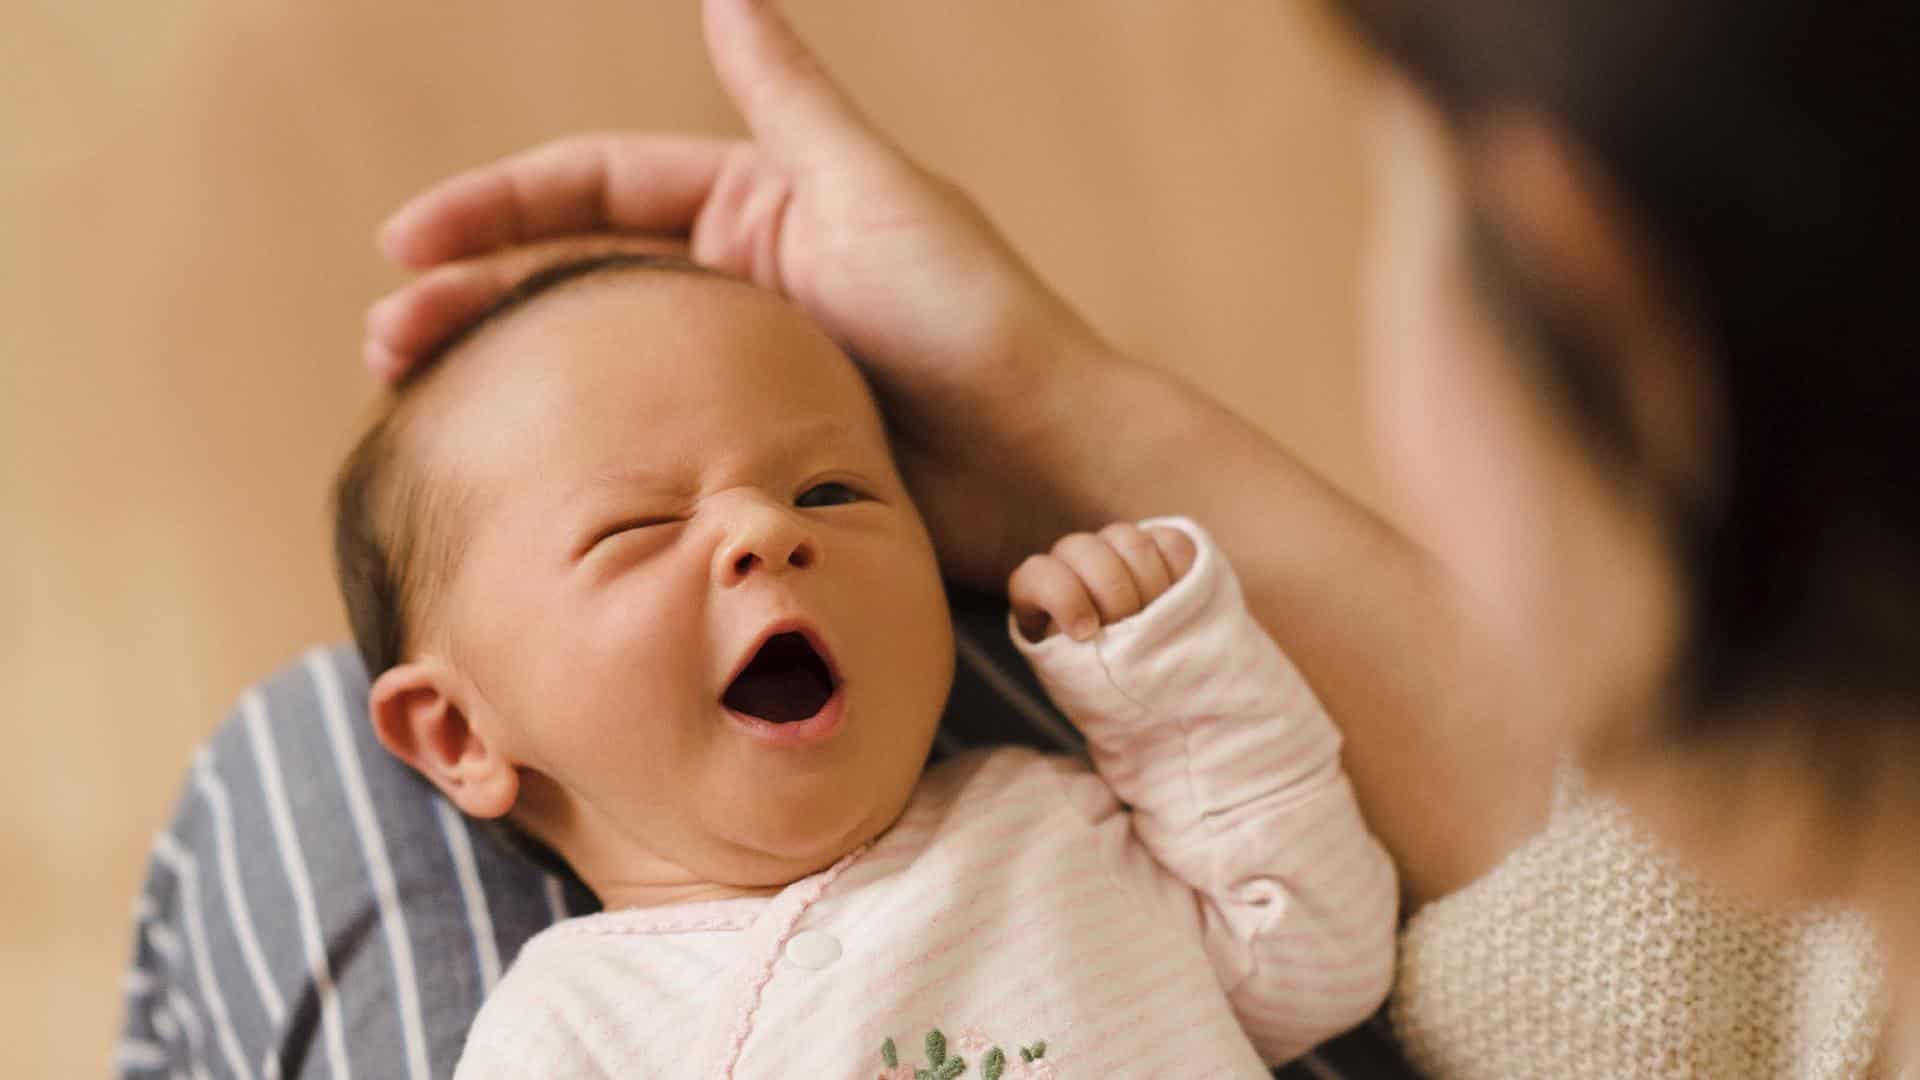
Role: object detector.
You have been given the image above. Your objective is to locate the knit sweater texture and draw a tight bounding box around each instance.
[1393,767,1889,1078]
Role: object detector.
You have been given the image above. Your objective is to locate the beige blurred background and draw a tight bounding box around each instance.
[2,2,1377,1074]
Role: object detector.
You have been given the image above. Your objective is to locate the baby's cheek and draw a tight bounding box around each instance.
[555,584,709,719]
[855,538,952,689]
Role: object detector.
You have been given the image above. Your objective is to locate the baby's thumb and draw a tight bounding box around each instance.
[701,0,885,168]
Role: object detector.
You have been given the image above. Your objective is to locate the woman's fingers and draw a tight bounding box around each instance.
[378,134,736,269]
[364,234,689,381]
[363,261,505,378]
[700,0,885,170]
[376,0,889,270]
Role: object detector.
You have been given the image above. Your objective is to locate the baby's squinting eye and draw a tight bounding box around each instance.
[587,515,680,551]
[795,482,863,508]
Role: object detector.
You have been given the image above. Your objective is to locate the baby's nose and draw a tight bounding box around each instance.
[712,499,820,586]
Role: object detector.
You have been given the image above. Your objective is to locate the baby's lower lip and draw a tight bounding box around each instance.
[722,683,847,748]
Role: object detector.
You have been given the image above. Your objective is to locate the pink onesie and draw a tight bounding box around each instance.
[456,518,1397,1078]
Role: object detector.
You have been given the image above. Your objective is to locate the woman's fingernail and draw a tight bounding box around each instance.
[365,294,398,332]
[375,215,406,259]
[379,211,433,267]
[364,340,402,381]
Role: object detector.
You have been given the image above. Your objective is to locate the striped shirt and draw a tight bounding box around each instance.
[454,519,1397,1076]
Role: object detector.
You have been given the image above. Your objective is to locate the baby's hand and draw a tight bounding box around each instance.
[1010,523,1198,643]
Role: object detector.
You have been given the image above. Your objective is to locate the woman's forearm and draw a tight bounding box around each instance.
[1027,341,1558,906]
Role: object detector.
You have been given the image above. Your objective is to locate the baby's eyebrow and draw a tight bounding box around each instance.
[571,464,693,502]
[771,417,861,454]
[570,419,870,502]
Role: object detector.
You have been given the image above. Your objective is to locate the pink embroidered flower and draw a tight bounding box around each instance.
[1006,1061,1057,1080]
[954,1027,992,1054]
[876,1067,913,1080]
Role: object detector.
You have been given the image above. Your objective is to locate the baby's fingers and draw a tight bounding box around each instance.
[1099,522,1174,606]
[1009,554,1100,643]
[1146,526,1198,583]
[1049,532,1143,626]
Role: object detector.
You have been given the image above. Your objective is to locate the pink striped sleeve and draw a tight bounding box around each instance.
[1012,517,1398,1064]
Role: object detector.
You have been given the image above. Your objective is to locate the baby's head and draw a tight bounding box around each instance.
[333,253,955,906]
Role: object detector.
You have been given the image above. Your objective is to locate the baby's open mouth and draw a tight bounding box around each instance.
[722,631,838,724]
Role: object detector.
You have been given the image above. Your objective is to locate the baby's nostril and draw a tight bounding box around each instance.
[788,546,812,569]
[734,553,757,576]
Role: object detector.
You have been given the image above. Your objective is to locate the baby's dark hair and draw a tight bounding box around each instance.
[332,251,712,679]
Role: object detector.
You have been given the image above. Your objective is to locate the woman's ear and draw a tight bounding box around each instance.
[369,660,519,819]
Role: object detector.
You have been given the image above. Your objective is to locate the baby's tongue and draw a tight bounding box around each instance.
[723,666,828,724]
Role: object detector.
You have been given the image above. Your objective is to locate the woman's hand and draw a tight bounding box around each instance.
[366,0,1106,587]
[365,0,1531,903]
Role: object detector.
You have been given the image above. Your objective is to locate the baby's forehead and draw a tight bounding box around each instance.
[451,260,839,383]
[429,257,736,377]
[405,261,778,420]
[404,258,884,481]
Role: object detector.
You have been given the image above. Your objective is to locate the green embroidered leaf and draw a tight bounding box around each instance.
[925,1029,947,1066]
[936,1058,966,1080]
[882,1038,898,1068]
[915,1071,933,1080]
[1031,1040,1047,1060]
[982,1047,1006,1080]
[1020,1047,1033,1063]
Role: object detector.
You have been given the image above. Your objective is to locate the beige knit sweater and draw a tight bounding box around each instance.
[1392,767,1890,1078]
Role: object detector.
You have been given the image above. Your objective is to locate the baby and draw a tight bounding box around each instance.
[332,252,1396,1077]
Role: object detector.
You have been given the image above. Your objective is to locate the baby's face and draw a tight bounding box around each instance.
[423,271,953,897]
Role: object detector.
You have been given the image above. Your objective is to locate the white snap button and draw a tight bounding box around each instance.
[784,930,841,970]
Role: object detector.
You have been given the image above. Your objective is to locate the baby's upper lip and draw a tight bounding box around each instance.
[721,617,842,697]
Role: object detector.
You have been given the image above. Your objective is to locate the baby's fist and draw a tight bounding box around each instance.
[1010,523,1197,643]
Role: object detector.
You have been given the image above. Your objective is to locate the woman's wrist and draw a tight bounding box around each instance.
[1027,346,1211,531]
[879,294,1138,589]
[980,309,1147,546]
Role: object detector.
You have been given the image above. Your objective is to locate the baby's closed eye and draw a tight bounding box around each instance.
[578,513,689,561]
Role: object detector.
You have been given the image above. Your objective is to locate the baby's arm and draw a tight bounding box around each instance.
[1009,518,1398,1064]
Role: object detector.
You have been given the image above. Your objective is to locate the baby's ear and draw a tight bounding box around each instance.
[369,659,519,819]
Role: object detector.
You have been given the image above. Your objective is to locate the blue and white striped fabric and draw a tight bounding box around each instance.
[119,594,1417,1079]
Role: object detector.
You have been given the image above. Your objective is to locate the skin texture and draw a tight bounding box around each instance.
[362,4,1917,1024]
[368,271,956,909]
[368,0,1502,910]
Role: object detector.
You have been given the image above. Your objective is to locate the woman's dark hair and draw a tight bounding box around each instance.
[1334,1,1919,736]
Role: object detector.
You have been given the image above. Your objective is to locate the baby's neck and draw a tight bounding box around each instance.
[596,878,787,912]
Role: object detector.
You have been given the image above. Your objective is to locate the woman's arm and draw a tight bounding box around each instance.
[365,0,1554,905]
[1006,337,1551,905]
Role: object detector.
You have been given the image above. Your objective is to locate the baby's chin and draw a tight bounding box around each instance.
[694,699,941,888]
[574,798,911,911]
[709,772,921,888]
